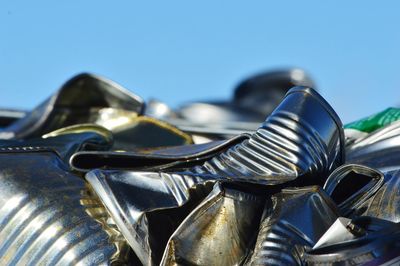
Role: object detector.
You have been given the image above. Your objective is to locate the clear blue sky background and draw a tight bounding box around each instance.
[1,1,399,123]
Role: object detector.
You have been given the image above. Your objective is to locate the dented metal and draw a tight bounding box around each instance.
[303,216,400,265]
[323,164,385,216]
[1,70,398,265]
[70,134,248,172]
[84,86,345,265]
[161,182,265,266]
[246,186,339,266]
[186,86,344,185]
[0,73,144,140]
[85,169,215,265]
[0,131,130,265]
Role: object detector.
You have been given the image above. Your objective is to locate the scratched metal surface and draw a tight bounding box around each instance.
[246,186,339,266]
[188,87,344,185]
[161,183,265,266]
[86,87,345,265]
[0,151,128,265]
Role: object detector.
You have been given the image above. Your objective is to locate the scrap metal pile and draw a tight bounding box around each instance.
[0,69,399,265]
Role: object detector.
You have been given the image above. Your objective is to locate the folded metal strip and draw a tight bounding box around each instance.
[160,182,265,266]
[246,186,339,266]
[302,216,400,265]
[85,86,345,265]
[187,87,344,185]
[85,170,215,266]
[1,73,144,139]
[323,164,385,216]
[359,169,400,222]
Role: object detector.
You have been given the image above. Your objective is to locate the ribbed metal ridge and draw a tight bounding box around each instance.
[246,187,339,266]
[248,220,308,265]
[172,87,344,185]
[0,152,124,266]
[189,109,333,184]
[85,87,344,265]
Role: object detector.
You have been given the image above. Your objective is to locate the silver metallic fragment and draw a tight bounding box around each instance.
[246,186,339,266]
[161,182,265,266]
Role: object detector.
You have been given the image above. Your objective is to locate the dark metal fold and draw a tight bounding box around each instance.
[0,124,113,164]
[85,86,344,265]
[0,73,144,139]
[161,182,265,266]
[246,186,339,266]
[156,68,316,139]
[71,134,248,172]
[323,164,385,216]
[85,169,215,265]
[302,216,400,265]
[355,169,400,222]
[323,164,400,222]
[186,86,345,186]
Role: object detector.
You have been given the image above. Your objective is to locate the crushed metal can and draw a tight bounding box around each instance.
[0,70,399,265]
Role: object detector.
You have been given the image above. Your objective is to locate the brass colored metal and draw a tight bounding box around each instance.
[161,183,265,266]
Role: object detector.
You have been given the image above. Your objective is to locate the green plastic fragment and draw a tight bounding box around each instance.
[344,107,400,133]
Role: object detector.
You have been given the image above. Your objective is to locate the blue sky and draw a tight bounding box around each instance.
[1,1,399,123]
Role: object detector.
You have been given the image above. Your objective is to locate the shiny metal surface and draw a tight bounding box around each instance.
[323,164,385,216]
[85,87,344,265]
[346,120,400,171]
[356,169,400,222]
[303,216,400,265]
[167,68,316,139]
[161,182,264,266]
[312,217,356,249]
[178,102,263,125]
[0,144,129,265]
[187,86,344,185]
[246,186,339,266]
[0,73,144,139]
[108,115,193,150]
[0,124,113,165]
[323,164,400,222]
[71,134,248,172]
[0,108,27,128]
[161,117,258,139]
[233,68,316,117]
[85,169,215,265]
[144,99,177,120]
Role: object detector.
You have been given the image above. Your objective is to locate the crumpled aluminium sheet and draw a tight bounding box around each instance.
[0,71,399,266]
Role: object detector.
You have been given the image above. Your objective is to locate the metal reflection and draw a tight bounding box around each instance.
[184,86,345,186]
[161,182,265,266]
[246,186,339,265]
[323,164,385,216]
[303,216,400,265]
[85,86,344,265]
[162,68,317,139]
[85,169,215,265]
[0,131,130,265]
[0,73,144,140]
[71,134,248,172]
[346,120,400,172]
[323,164,400,223]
